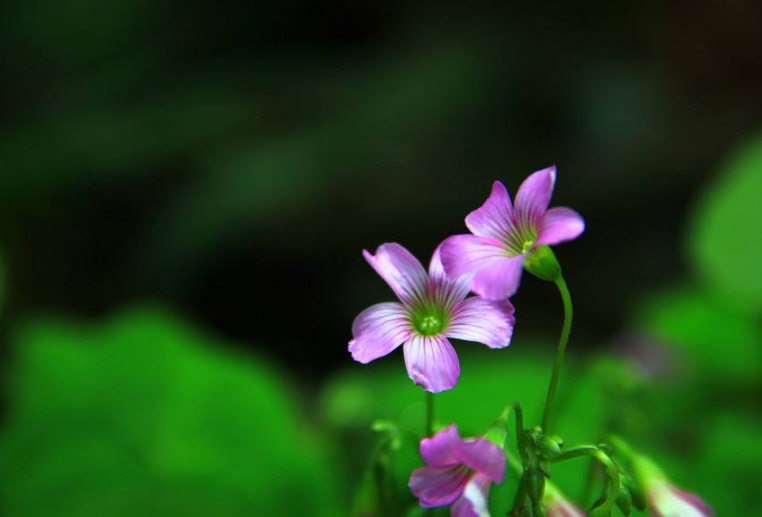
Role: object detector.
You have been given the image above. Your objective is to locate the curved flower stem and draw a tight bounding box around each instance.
[498,402,526,454]
[540,275,573,432]
[425,391,434,437]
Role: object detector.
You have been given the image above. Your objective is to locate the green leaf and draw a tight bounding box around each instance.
[688,131,762,313]
[633,288,762,385]
[0,307,339,517]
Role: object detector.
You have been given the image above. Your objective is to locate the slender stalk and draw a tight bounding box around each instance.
[540,275,573,431]
[550,445,599,462]
[425,391,434,437]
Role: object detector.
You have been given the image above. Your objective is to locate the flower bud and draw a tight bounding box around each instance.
[544,483,585,517]
[539,434,564,459]
[631,453,714,517]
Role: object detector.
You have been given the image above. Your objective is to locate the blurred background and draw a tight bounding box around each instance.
[0,1,761,515]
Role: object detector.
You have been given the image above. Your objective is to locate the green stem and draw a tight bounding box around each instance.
[499,402,526,455]
[505,450,527,515]
[426,391,434,437]
[540,275,573,432]
[551,445,621,514]
[550,445,599,462]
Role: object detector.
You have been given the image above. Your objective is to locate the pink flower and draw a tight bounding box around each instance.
[647,480,714,517]
[409,425,506,517]
[350,244,515,392]
[441,166,584,300]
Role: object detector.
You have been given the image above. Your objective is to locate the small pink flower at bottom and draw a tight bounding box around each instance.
[409,425,505,517]
[349,243,515,393]
[647,480,714,517]
[544,484,585,517]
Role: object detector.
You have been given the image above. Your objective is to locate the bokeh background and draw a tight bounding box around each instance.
[1,1,761,515]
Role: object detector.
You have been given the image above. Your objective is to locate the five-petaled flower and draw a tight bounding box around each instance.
[349,243,515,393]
[409,425,506,517]
[441,166,585,300]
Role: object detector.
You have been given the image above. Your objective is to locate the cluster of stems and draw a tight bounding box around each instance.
[423,270,634,516]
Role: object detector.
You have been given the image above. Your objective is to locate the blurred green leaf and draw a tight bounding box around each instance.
[0,307,339,517]
[688,131,762,313]
[633,288,762,385]
[694,413,762,513]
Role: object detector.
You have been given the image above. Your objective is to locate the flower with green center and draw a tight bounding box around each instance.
[349,243,515,393]
[441,166,585,300]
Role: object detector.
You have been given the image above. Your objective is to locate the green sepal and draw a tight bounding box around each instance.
[524,246,562,282]
[588,507,612,517]
[484,421,509,449]
[622,472,647,511]
[616,484,633,516]
[519,504,534,517]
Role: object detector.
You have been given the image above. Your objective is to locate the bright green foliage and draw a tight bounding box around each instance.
[689,131,762,314]
[695,413,762,513]
[0,307,339,517]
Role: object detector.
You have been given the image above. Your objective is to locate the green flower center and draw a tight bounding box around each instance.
[413,310,445,336]
[521,239,535,254]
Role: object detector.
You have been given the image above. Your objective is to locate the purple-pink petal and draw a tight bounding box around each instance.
[420,425,461,467]
[403,335,460,393]
[471,255,525,301]
[349,302,412,364]
[465,181,515,241]
[455,439,506,484]
[363,243,429,307]
[514,166,556,224]
[446,297,514,349]
[451,473,492,517]
[536,207,585,246]
[409,465,471,507]
[430,245,471,310]
[440,234,509,279]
